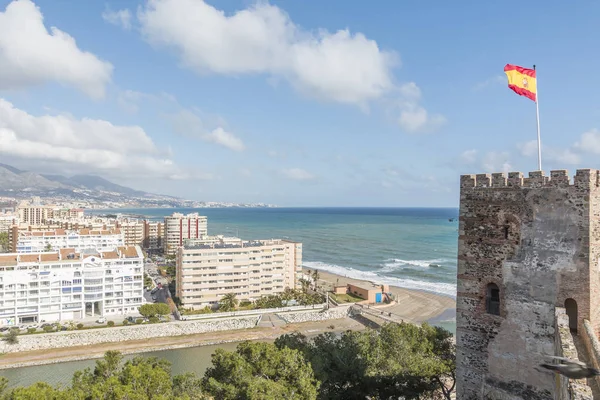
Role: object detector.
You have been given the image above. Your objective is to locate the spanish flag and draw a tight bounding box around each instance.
[504,64,537,102]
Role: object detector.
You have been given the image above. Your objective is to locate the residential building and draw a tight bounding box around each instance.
[0,213,17,234]
[164,213,207,255]
[116,219,144,247]
[176,235,302,309]
[15,228,125,253]
[143,221,163,252]
[0,245,144,325]
[17,199,55,225]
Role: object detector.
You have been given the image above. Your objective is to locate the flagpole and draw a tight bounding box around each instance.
[534,65,542,171]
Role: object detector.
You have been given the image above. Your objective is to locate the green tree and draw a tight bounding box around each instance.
[218,293,238,312]
[203,341,319,400]
[44,242,52,251]
[299,278,310,294]
[275,322,455,400]
[0,232,8,253]
[311,270,320,291]
[139,303,171,318]
[3,328,18,345]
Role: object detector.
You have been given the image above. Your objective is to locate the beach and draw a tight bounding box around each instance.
[306,267,456,324]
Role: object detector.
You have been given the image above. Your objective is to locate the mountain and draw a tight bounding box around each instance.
[0,163,180,205]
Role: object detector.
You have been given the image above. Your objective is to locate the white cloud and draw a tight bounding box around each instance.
[0,98,203,180]
[460,149,478,164]
[117,90,175,114]
[394,82,446,133]
[204,127,245,152]
[519,139,580,165]
[137,0,397,106]
[473,75,504,91]
[168,109,244,152]
[481,151,512,173]
[281,168,315,181]
[102,8,132,30]
[0,0,113,99]
[517,140,538,157]
[574,129,600,154]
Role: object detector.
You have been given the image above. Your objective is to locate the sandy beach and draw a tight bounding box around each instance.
[305,267,456,324]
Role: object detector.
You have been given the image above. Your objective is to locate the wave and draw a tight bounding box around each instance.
[303,261,456,298]
[380,258,450,272]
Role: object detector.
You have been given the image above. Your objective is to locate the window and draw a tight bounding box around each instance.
[485,283,500,315]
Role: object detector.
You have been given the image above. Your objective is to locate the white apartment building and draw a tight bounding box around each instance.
[16,228,125,253]
[143,221,163,251]
[0,214,17,234]
[0,245,144,325]
[176,235,302,309]
[18,200,55,225]
[117,220,144,247]
[164,213,208,255]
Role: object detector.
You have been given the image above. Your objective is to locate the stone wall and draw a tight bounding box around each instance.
[456,169,600,399]
[276,306,350,323]
[554,308,593,399]
[581,319,600,394]
[0,316,260,354]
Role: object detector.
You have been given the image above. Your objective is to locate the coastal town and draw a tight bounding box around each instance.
[0,197,454,368]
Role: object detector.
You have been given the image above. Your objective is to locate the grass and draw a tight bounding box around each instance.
[332,292,364,303]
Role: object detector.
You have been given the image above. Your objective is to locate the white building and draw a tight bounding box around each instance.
[164,212,208,255]
[0,245,144,325]
[16,228,125,253]
[176,235,302,309]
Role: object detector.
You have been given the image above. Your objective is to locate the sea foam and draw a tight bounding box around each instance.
[303,261,457,298]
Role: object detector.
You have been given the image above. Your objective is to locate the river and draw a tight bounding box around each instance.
[0,341,253,389]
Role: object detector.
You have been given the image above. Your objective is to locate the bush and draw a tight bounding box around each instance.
[135,318,143,324]
[3,328,19,344]
[27,327,37,334]
[107,321,115,327]
[43,325,54,333]
[149,316,160,324]
[76,323,84,330]
[122,320,129,326]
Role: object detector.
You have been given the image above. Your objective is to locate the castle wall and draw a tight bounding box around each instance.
[456,170,600,399]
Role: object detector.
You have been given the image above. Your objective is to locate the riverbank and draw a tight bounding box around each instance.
[0,315,363,370]
[305,267,456,324]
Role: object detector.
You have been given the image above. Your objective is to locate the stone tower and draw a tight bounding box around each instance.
[456,169,600,399]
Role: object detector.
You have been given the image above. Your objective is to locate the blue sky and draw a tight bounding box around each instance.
[1,0,599,207]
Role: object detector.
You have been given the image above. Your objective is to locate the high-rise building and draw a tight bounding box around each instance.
[17,199,54,225]
[164,213,207,255]
[0,245,144,325]
[116,220,145,247]
[143,221,163,252]
[176,235,302,309]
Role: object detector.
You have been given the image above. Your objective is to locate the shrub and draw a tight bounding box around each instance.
[27,327,37,334]
[149,317,160,324]
[122,320,129,326]
[43,325,54,333]
[3,328,19,344]
[107,321,115,327]
[135,318,143,324]
[76,323,84,330]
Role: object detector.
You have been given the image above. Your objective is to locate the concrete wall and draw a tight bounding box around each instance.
[0,316,260,354]
[276,306,351,324]
[456,170,600,399]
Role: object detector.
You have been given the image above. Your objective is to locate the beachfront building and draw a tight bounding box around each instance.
[0,245,144,325]
[15,228,125,253]
[164,212,208,255]
[176,235,302,309]
[17,198,55,225]
[143,220,164,252]
[116,219,145,247]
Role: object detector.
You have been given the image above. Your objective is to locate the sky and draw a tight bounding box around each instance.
[0,0,599,207]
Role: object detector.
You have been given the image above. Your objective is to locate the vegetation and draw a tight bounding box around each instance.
[107,321,115,327]
[76,323,84,330]
[143,273,153,288]
[139,303,171,318]
[218,293,238,312]
[331,292,364,303]
[27,328,37,334]
[0,232,8,253]
[0,322,455,399]
[3,328,18,345]
[274,322,456,400]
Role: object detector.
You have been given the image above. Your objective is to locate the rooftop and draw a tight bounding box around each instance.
[19,227,122,238]
[0,245,142,266]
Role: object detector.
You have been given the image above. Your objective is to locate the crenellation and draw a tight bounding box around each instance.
[475,173,491,187]
[491,172,507,187]
[461,174,476,188]
[507,171,523,187]
[549,170,570,187]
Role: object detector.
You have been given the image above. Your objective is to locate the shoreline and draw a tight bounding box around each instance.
[0,316,365,370]
[305,267,456,324]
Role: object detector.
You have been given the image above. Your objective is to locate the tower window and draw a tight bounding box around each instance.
[486,283,500,315]
[503,225,509,239]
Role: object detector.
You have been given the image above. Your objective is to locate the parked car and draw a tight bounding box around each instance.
[96,317,106,324]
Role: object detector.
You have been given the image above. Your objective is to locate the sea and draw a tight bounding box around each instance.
[0,207,459,387]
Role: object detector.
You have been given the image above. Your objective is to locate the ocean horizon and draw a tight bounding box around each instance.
[89,207,459,298]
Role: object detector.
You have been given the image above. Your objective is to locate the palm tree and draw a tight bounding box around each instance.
[299,279,310,294]
[312,270,320,291]
[219,293,238,312]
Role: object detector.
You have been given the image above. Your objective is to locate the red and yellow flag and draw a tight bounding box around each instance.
[504,64,537,102]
